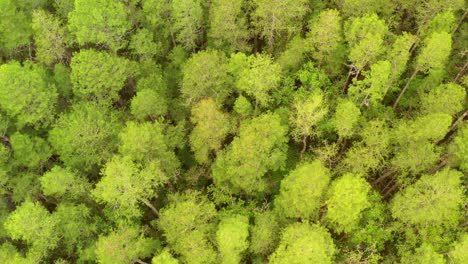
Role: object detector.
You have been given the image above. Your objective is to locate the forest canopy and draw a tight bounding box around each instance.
[0,0,467,263]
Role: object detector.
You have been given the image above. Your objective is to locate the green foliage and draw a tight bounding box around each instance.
[32,10,66,66]
[4,201,59,256]
[129,29,162,59]
[70,49,131,103]
[332,99,361,138]
[233,95,253,117]
[236,54,282,108]
[10,132,51,168]
[68,0,131,51]
[158,191,217,264]
[0,0,31,51]
[131,72,169,120]
[189,98,232,164]
[275,160,330,220]
[216,214,250,264]
[40,166,90,200]
[269,222,336,264]
[48,102,121,172]
[253,0,309,51]
[325,173,371,233]
[181,50,231,105]
[345,14,388,69]
[290,89,328,142]
[450,126,468,173]
[212,113,288,194]
[93,155,167,219]
[171,0,204,50]
[416,31,452,74]
[152,249,179,264]
[391,169,464,227]
[449,234,468,264]
[118,121,180,176]
[400,243,445,264]
[249,210,280,256]
[387,33,416,84]
[209,0,250,53]
[95,225,157,264]
[306,9,345,76]
[0,62,57,128]
[349,60,391,105]
[419,83,466,116]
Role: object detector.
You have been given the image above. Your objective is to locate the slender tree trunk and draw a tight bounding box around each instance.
[393,68,418,109]
[138,197,159,217]
[452,9,468,35]
[454,59,468,82]
[135,260,148,264]
[448,110,468,132]
[300,136,307,159]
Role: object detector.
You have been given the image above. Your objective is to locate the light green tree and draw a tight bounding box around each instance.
[216,214,250,264]
[95,225,157,264]
[152,249,179,264]
[348,60,391,106]
[0,0,31,51]
[235,54,282,108]
[10,132,51,168]
[208,0,250,53]
[171,0,204,50]
[0,62,57,128]
[306,9,345,76]
[400,243,445,264]
[48,102,121,172]
[253,0,309,51]
[189,98,232,164]
[449,234,468,264]
[275,160,330,220]
[332,99,361,138]
[4,201,59,257]
[40,166,90,200]
[419,83,466,116]
[249,210,280,257]
[391,169,464,227]
[32,10,66,66]
[158,191,218,264]
[93,155,167,219]
[68,0,131,51]
[393,31,452,108]
[181,50,231,105]
[212,113,288,195]
[325,173,371,233]
[269,223,336,264]
[70,49,131,103]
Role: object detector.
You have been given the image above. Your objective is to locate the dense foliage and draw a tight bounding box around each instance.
[0,0,467,263]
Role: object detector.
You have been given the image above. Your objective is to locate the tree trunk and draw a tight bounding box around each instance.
[454,59,468,82]
[452,9,468,35]
[138,197,159,217]
[393,68,418,109]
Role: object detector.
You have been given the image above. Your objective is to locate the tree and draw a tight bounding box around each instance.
[118,121,180,176]
[449,125,468,173]
[181,50,231,105]
[95,225,157,264]
[171,0,204,50]
[387,33,416,85]
[70,49,131,103]
[348,60,391,106]
[306,9,345,77]
[0,62,57,128]
[393,32,452,108]
[68,0,131,51]
[325,173,371,233]
[341,120,391,175]
[208,0,250,53]
[249,210,280,257]
[391,169,464,227]
[400,243,445,264]
[93,155,167,219]
[131,72,169,120]
[10,132,51,168]
[235,54,282,108]
[338,0,394,18]
[419,82,466,116]
[40,166,90,200]
[449,234,468,264]
[189,98,232,164]
[158,191,218,264]
[129,28,162,60]
[269,223,336,264]
[391,113,452,174]
[212,113,288,195]
[252,0,309,51]
[332,99,361,138]
[4,201,59,257]
[32,10,66,66]
[275,160,330,220]
[290,89,328,153]
[48,102,121,172]
[345,14,388,70]
[0,0,31,51]
[152,249,179,264]
[216,214,250,264]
